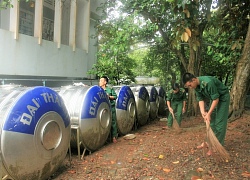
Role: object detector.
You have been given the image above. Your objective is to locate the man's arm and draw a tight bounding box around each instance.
[205,98,219,121]
[109,88,117,100]
[199,101,206,119]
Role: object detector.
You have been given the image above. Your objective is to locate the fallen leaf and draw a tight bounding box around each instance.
[124,134,136,140]
[67,170,76,174]
[110,161,115,164]
[191,176,202,180]
[242,171,250,178]
[159,155,164,159]
[197,167,204,172]
[128,158,133,163]
[195,157,200,162]
[163,168,171,173]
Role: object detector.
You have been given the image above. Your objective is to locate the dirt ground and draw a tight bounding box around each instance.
[49,111,250,180]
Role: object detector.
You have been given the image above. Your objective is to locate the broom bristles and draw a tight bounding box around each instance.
[205,121,230,161]
[171,112,181,132]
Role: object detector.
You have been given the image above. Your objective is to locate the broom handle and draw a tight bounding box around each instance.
[205,120,210,130]
[170,111,175,119]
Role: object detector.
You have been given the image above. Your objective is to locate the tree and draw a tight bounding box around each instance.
[229,20,250,121]
[207,1,250,120]
[88,6,138,85]
[116,0,215,115]
[95,0,250,118]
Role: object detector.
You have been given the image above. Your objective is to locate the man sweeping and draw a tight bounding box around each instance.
[166,83,187,128]
[182,73,230,156]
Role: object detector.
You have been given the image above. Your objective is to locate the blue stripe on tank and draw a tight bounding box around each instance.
[149,86,158,102]
[3,86,70,135]
[81,85,110,119]
[116,86,135,110]
[138,86,149,101]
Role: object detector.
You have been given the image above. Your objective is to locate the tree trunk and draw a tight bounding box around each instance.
[185,35,203,116]
[229,20,250,122]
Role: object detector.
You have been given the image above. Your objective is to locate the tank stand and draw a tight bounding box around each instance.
[81,148,91,160]
[68,142,72,167]
[133,119,138,131]
[71,125,83,160]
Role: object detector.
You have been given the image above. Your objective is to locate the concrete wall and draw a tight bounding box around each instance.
[0,0,104,83]
[0,28,93,78]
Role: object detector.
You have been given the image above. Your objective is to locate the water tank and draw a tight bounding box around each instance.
[156,86,166,116]
[130,85,150,126]
[58,85,111,152]
[113,86,136,135]
[0,85,71,180]
[145,86,159,120]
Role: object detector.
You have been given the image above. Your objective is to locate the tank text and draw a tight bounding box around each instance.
[89,92,108,116]
[20,98,40,125]
[89,96,99,116]
[122,92,128,108]
[40,93,62,107]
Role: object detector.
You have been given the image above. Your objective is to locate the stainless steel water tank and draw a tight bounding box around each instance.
[130,85,150,126]
[113,86,136,135]
[145,86,159,120]
[58,85,111,152]
[156,86,166,116]
[0,85,71,180]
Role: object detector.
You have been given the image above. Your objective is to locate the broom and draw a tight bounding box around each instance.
[205,120,230,161]
[170,111,181,133]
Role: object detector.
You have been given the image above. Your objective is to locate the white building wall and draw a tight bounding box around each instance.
[0,0,104,81]
[0,28,91,78]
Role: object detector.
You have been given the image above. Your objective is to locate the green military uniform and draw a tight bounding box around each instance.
[195,76,230,145]
[105,86,118,138]
[166,88,187,127]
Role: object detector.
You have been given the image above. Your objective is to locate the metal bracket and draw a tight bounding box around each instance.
[71,125,82,160]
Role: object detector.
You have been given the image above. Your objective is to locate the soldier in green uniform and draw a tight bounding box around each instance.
[99,76,118,143]
[182,72,230,155]
[166,83,187,128]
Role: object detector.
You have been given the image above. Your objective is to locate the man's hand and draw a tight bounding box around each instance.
[201,111,207,120]
[204,113,211,122]
[182,107,186,114]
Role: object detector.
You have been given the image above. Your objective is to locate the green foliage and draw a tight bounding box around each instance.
[200,0,249,86]
[0,0,13,9]
[0,0,30,9]
[90,0,249,90]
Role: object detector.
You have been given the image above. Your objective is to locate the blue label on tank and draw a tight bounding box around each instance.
[81,85,110,119]
[116,86,135,110]
[149,87,158,102]
[138,87,149,101]
[3,87,70,135]
[158,87,166,98]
